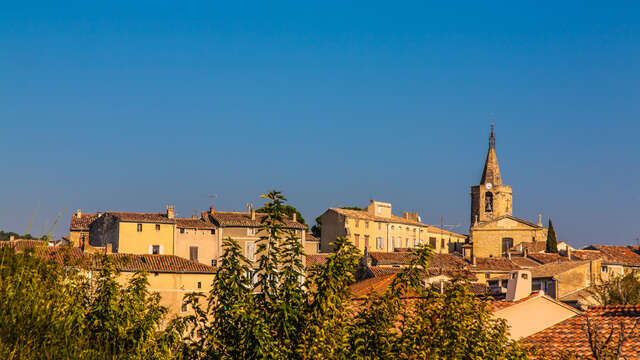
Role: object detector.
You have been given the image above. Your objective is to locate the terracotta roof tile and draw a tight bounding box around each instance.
[471,257,522,271]
[0,239,48,251]
[527,252,571,264]
[175,218,216,230]
[207,212,306,230]
[583,245,640,267]
[524,305,640,358]
[350,274,398,298]
[512,241,547,253]
[510,256,543,268]
[490,291,546,312]
[69,213,99,231]
[109,212,176,224]
[571,249,604,261]
[305,254,329,267]
[305,232,319,242]
[530,260,591,278]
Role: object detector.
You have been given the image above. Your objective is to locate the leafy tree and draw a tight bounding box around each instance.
[587,271,640,306]
[256,204,306,227]
[546,219,558,253]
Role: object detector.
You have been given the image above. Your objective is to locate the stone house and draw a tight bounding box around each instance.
[175,217,218,266]
[69,209,99,247]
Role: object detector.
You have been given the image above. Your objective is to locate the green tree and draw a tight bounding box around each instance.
[587,271,640,306]
[546,219,558,253]
[256,204,306,227]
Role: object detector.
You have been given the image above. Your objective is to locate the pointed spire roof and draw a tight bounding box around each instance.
[480,124,502,185]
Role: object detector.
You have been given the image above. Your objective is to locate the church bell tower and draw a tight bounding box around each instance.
[470,125,513,226]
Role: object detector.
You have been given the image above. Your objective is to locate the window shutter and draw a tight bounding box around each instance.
[190,246,198,262]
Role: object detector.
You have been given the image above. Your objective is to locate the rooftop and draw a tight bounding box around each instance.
[175,218,216,230]
[471,257,521,271]
[524,305,640,358]
[582,245,640,267]
[530,260,592,278]
[69,212,99,231]
[207,211,306,230]
[527,252,571,264]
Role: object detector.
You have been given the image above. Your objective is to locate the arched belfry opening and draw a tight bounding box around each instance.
[485,192,494,213]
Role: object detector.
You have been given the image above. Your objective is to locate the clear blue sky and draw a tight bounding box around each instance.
[1,1,638,247]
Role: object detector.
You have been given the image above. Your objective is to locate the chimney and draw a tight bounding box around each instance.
[251,209,256,221]
[209,206,215,215]
[538,214,542,227]
[402,211,409,220]
[506,270,532,302]
[166,205,175,219]
[9,235,15,241]
[471,254,477,266]
[292,212,297,222]
[76,209,82,218]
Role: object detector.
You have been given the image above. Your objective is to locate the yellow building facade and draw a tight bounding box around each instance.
[320,200,466,255]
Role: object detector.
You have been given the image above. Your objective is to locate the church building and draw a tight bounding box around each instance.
[468,126,548,258]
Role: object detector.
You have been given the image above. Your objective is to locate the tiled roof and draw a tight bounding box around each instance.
[368,252,468,268]
[305,232,319,242]
[471,257,521,271]
[70,212,99,231]
[368,266,403,278]
[0,239,48,251]
[207,212,306,230]
[350,274,398,298]
[571,249,604,261]
[525,306,640,358]
[305,254,329,267]
[491,291,546,312]
[530,260,591,278]
[175,218,216,230]
[107,212,175,224]
[8,245,217,274]
[515,241,547,253]
[583,245,640,267]
[527,252,571,264]
[329,208,466,238]
[510,256,543,268]
[476,214,543,229]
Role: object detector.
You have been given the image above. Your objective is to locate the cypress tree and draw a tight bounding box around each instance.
[546,219,558,253]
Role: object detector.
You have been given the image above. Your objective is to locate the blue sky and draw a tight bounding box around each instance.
[1,1,638,247]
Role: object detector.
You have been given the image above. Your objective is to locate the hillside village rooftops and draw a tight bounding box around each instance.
[175,218,216,230]
[328,208,466,238]
[524,305,640,358]
[581,245,640,267]
[0,239,48,251]
[70,212,99,231]
[207,211,306,229]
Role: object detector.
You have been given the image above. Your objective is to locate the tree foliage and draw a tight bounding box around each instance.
[587,271,640,306]
[1,191,532,359]
[546,219,558,253]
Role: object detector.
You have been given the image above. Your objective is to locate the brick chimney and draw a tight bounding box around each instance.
[506,270,532,302]
[209,206,215,215]
[251,208,256,221]
[76,209,82,218]
[538,214,542,227]
[166,205,175,219]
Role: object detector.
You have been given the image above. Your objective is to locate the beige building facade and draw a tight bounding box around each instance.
[320,200,466,255]
[175,218,218,266]
[469,126,547,258]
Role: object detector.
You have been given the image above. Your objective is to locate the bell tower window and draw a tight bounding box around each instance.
[485,192,494,213]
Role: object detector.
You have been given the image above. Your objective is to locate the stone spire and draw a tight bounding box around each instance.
[480,124,502,185]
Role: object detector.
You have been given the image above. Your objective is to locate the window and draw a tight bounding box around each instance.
[364,235,370,249]
[501,238,514,255]
[441,238,445,249]
[376,237,384,249]
[211,229,216,235]
[413,228,416,233]
[152,245,160,255]
[137,224,143,232]
[429,237,437,249]
[354,234,360,248]
[189,246,198,262]
[246,241,256,261]
[211,259,218,267]
[391,225,394,230]
[365,221,369,229]
[355,220,359,228]
[317,242,321,252]
[602,266,608,273]
[521,273,528,279]
[378,223,381,230]
[485,192,494,212]
[485,273,490,279]
[181,302,188,313]
[155,224,160,231]
[180,228,185,234]
[197,282,202,289]
[397,237,402,248]
[413,239,418,247]
[405,238,409,248]
[247,228,256,236]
